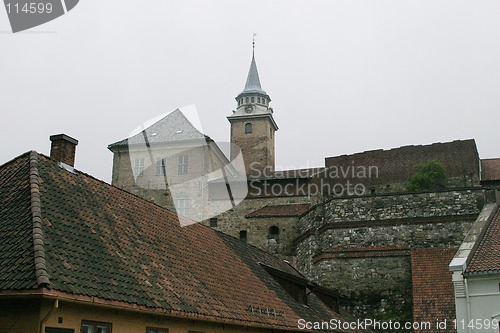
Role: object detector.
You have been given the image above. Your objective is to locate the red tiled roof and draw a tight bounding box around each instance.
[481,158,500,181]
[246,204,312,218]
[466,206,500,274]
[0,152,360,332]
[411,248,457,333]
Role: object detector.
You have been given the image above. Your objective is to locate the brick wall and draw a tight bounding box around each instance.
[322,139,480,194]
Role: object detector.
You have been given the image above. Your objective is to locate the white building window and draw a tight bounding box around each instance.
[133,158,145,177]
[178,155,188,174]
[156,157,166,176]
[174,197,191,216]
[81,320,112,333]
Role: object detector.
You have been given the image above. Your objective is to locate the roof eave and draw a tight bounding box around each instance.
[0,288,317,332]
[227,113,279,131]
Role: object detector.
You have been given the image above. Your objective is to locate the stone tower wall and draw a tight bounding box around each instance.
[230,117,275,176]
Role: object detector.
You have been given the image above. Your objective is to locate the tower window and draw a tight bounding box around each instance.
[245,123,253,134]
[239,230,247,242]
[245,97,249,103]
[209,218,218,227]
[251,96,254,103]
[258,97,261,103]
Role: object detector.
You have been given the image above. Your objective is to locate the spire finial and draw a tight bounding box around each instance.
[252,33,256,55]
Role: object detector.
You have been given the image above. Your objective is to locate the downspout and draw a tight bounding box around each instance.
[464,278,471,333]
[39,299,59,333]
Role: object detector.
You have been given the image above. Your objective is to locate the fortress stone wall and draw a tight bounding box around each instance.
[295,189,484,321]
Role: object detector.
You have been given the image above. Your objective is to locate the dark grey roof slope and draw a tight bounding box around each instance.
[108,109,208,150]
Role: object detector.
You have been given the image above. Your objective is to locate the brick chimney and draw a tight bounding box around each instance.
[49,134,79,167]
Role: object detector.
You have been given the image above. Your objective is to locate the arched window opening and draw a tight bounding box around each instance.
[269,226,280,243]
[245,123,253,134]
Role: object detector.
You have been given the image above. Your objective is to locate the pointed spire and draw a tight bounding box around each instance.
[242,34,266,94]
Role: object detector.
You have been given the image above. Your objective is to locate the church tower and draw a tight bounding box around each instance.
[228,42,278,177]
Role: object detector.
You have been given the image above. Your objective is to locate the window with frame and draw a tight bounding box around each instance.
[81,320,112,333]
[146,327,168,333]
[178,155,188,174]
[133,158,145,177]
[45,328,74,333]
[245,123,253,134]
[156,157,166,176]
[239,230,247,242]
[174,197,191,216]
[209,217,218,227]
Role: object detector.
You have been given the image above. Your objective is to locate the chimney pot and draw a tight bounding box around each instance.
[49,134,79,167]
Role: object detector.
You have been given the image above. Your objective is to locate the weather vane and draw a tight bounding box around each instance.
[253,33,257,52]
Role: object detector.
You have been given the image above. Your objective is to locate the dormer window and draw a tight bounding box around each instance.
[259,263,307,305]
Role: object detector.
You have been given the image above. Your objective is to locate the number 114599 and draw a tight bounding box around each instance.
[5,2,53,14]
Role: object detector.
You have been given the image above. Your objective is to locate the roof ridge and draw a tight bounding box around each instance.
[29,151,50,287]
[0,151,31,170]
[329,138,477,159]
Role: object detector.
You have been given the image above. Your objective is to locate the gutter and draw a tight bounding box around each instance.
[40,299,58,333]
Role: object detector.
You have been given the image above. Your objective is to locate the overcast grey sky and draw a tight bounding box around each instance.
[1,0,499,182]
